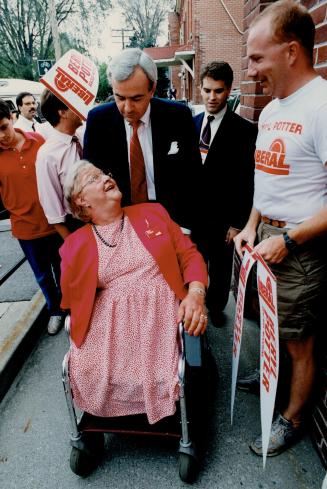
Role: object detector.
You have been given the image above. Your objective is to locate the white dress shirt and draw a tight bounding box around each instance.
[199,105,227,147]
[36,129,83,224]
[14,115,55,140]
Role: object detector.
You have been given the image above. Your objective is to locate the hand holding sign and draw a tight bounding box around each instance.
[233,226,257,258]
[253,235,288,264]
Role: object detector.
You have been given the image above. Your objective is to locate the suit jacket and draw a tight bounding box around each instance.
[83,98,202,230]
[194,108,257,235]
[60,203,208,348]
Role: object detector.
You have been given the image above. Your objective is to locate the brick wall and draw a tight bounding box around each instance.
[240,0,327,468]
[240,0,274,121]
[168,11,180,45]
[310,1,327,465]
[172,0,244,102]
[193,0,244,102]
[168,12,183,99]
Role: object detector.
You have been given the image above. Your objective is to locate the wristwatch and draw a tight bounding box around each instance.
[282,231,298,252]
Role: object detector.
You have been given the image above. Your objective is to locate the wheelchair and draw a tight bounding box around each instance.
[62,316,215,483]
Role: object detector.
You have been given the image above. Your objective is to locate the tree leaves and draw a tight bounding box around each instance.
[0,0,112,79]
[121,0,172,49]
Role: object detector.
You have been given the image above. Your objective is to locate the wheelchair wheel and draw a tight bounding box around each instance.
[178,453,198,483]
[69,432,104,477]
[70,447,99,477]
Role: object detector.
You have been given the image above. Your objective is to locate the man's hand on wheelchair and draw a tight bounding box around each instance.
[178,286,208,336]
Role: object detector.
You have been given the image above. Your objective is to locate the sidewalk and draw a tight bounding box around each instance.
[0,216,325,486]
[0,286,325,488]
[0,219,47,401]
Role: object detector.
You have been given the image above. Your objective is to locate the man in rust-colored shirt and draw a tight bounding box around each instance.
[0,99,63,335]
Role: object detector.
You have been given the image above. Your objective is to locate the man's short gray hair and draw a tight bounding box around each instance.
[107,48,158,90]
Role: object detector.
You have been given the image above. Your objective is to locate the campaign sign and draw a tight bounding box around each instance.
[40,49,99,121]
[231,244,279,466]
[231,246,256,423]
[257,258,279,467]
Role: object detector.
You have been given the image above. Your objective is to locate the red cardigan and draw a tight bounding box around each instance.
[60,203,208,347]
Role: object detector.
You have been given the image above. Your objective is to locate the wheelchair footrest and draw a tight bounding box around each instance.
[78,411,181,438]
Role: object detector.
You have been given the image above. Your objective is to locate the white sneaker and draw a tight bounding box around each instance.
[47,315,64,335]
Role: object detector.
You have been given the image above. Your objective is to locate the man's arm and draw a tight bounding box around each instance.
[234,207,261,257]
[53,223,71,240]
[35,150,68,235]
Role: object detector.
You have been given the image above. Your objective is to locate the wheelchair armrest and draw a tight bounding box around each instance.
[183,331,202,367]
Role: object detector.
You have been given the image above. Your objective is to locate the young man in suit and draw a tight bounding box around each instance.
[83,48,202,233]
[193,62,257,326]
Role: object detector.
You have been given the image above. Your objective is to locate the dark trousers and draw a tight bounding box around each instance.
[18,233,63,315]
[203,235,234,315]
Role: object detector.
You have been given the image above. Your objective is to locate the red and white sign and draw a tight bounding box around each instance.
[40,50,99,121]
[257,258,279,467]
[231,246,256,422]
[231,244,279,466]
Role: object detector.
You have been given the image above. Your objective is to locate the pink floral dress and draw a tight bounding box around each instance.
[68,215,180,424]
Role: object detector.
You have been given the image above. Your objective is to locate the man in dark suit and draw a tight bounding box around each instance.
[193,61,257,326]
[83,48,202,232]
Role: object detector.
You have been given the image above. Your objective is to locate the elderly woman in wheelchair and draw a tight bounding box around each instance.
[60,160,208,482]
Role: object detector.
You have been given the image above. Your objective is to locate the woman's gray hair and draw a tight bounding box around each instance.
[64,159,95,222]
[107,48,157,90]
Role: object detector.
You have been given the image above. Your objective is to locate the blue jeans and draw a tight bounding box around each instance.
[18,233,63,316]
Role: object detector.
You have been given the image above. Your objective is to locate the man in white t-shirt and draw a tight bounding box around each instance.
[235,0,327,457]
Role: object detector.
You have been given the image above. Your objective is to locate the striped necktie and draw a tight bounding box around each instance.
[72,135,83,159]
[130,120,148,204]
[200,115,215,150]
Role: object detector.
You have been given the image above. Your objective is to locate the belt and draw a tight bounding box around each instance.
[261,216,286,228]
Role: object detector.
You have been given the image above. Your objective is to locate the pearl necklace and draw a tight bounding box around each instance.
[92,213,125,248]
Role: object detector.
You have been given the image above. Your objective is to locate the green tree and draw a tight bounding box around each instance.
[121,0,170,49]
[0,0,112,80]
[97,62,112,101]
[121,0,172,99]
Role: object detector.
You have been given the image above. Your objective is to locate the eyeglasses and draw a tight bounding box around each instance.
[79,171,113,193]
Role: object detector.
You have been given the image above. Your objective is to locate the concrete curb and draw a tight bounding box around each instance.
[0,219,10,232]
[0,290,48,402]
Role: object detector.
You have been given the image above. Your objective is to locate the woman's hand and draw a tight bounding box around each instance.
[177,286,208,336]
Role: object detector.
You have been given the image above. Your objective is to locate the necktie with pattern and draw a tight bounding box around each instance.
[130,120,148,204]
[200,115,215,150]
[72,135,83,159]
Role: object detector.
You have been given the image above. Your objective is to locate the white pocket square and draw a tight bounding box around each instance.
[167,141,179,155]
